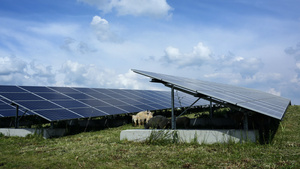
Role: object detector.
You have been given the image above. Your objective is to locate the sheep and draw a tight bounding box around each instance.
[136,110,153,126]
[132,115,138,126]
[144,115,170,129]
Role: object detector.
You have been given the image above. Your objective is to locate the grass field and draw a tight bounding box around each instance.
[0,105,299,168]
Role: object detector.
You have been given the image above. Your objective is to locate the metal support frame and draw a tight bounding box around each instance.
[11,103,19,128]
[243,112,248,131]
[209,100,213,118]
[151,77,253,131]
[171,85,176,129]
[177,97,201,118]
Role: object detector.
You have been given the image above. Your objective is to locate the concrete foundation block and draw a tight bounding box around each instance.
[0,128,66,139]
[120,129,258,144]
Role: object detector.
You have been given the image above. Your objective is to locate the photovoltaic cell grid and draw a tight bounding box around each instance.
[0,85,209,121]
[132,69,291,120]
[0,98,35,118]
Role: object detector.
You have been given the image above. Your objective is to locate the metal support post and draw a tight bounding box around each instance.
[209,100,213,118]
[171,85,176,129]
[15,105,19,128]
[243,112,248,131]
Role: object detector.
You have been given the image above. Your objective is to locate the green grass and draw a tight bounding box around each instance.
[1,105,300,168]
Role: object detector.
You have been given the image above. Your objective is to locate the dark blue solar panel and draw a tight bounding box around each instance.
[0,98,35,117]
[148,103,168,110]
[49,87,77,93]
[117,105,143,112]
[0,101,16,117]
[0,102,13,109]
[101,99,128,106]
[0,85,210,121]
[37,93,70,100]
[17,101,61,110]
[21,86,54,93]
[0,110,16,117]
[133,104,158,111]
[83,91,111,99]
[69,108,108,117]
[62,93,93,100]
[122,90,170,107]
[92,106,128,115]
[122,98,147,105]
[52,100,89,108]
[0,93,42,101]
[34,109,83,121]
[0,86,24,92]
[78,99,111,107]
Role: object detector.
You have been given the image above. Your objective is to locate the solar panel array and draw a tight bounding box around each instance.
[132,69,291,120]
[0,85,209,121]
[0,98,33,118]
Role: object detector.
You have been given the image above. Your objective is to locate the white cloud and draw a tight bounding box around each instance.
[90,15,121,42]
[91,15,109,25]
[117,70,161,90]
[162,42,212,67]
[244,72,282,84]
[215,52,264,78]
[0,56,58,86]
[0,56,27,75]
[285,42,300,78]
[78,0,172,18]
[160,42,263,79]
[296,62,300,69]
[204,72,242,84]
[28,62,56,85]
[267,88,281,96]
[113,0,172,18]
[58,60,153,89]
[284,42,300,57]
[60,37,95,54]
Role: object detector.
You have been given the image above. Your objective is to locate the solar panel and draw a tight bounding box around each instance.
[132,69,291,120]
[0,85,209,121]
[0,98,34,118]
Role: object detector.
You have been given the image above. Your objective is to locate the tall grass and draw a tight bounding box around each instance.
[0,105,299,168]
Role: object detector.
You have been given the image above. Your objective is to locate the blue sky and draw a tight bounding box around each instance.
[0,0,300,104]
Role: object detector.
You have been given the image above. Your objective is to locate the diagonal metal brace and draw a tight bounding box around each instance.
[177,97,201,118]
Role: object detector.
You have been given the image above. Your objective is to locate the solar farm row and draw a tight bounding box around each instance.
[132,69,291,120]
[0,85,209,121]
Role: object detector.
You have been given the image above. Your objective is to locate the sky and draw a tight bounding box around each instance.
[0,0,300,105]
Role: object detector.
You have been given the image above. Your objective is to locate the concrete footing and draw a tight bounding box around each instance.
[120,129,258,144]
[0,128,66,139]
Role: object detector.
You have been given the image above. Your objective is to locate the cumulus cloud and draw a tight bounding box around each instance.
[60,37,95,54]
[90,15,121,42]
[59,60,151,89]
[0,56,57,85]
[285,42,300,78]
[0,56,27,75]
[218,53,264,78]
[78,0,172,18]
[267,88,281,96]
[285,42,300,58]
[116,70,160,90]
[29,62,56,84]
[161,42,212,67]
[160,42,263,78]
